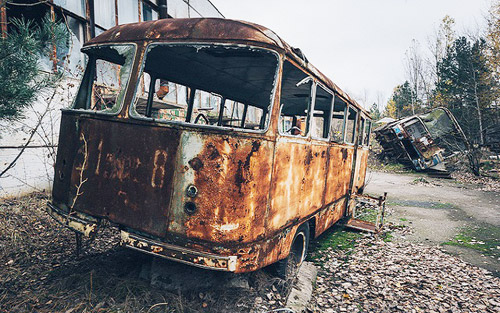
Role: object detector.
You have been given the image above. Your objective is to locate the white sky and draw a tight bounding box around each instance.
[210,0,493,109]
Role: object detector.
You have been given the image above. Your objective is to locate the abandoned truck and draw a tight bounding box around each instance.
[375,108,468,172]
[47,18,383,275]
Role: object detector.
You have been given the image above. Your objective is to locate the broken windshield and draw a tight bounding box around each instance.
[72,44,135,114]
[419,108,467,155]
[131,44,279,131]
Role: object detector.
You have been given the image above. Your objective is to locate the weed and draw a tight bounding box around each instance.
[399,218,408,222]
[442,225,500,259]
[307,225,362,264]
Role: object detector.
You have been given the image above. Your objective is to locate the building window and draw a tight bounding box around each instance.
[94,0,116,29]
[142,1,158,21]
[118,0,139,25]
[53,0,86,17]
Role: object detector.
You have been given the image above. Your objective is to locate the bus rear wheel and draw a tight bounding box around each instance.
[277,222,310,280]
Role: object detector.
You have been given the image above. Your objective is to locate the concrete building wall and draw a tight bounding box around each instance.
[0,0,223,198]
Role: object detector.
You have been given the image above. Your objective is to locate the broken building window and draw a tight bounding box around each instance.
[72,45,135,114]
[311,84,333,140]
[131,44,278,131]
[279,61,312,137]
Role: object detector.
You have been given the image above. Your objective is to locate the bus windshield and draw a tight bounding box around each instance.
[131,44,279,131]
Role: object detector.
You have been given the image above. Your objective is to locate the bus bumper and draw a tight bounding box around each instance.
[120,230,237,272]
[47,202,237,272]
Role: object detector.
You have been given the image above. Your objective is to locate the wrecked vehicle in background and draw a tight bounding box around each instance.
[375,108,468,172]
[47,18,385,277]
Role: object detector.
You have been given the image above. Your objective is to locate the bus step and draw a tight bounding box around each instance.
[344,218,378,233]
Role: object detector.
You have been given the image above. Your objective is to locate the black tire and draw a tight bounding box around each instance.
[276,222,310,280]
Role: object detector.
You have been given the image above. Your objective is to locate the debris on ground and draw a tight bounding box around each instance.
[308,233,500,312]
[451,171,500,192]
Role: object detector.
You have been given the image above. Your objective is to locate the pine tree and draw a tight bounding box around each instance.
[0,15,69,121]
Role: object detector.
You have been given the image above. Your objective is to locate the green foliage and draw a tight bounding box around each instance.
[435,36,498,144]
[387,81,417,118]
[0,15,69,121]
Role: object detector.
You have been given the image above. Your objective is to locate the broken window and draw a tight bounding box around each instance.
[72,45,135,114]
[279,61,312,137]
[131,44,278,131]
[311,84,333,140]
[363,119,372,146]
[331,97,347,143]
[345,106,358,144]
[419,108,467,155]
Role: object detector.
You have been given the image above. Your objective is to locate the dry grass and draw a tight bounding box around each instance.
[0,193,289,313]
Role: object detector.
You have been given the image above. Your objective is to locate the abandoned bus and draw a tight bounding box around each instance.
[48,18,381,274]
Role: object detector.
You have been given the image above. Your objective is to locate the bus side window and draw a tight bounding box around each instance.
[331,97,347,143]
[311,85,333,139]
[279,61,312,137]
[359,117,366,145]
[345,106,358,144]
[364,120,372,146]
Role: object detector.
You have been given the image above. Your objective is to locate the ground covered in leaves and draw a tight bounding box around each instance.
[2,191,500,312]
[308,227,500,313]
[0,193,295,313]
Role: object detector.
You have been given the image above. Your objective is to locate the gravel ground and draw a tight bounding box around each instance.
[308,232,500,313]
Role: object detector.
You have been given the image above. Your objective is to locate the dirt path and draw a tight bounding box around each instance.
[364,170,500,276]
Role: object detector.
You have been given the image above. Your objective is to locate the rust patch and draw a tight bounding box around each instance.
[188,157,204,171]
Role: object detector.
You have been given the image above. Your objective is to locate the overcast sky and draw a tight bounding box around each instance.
[210,0,493,109]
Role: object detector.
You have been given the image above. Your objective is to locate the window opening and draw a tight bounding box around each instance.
[131,44,278,131]
[363,119,372,146]
[345,106,358,144]
[311,84,333,139]
[331,97,347,143]
[279,61,312,137]
[72,45,135,114]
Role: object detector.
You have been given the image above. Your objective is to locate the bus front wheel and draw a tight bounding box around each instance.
[276,222,310,280]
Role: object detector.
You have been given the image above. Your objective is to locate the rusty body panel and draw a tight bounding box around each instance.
[49,18,374,273]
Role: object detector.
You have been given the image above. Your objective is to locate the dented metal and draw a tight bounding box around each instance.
[375,107,468,172]
[49,18,374,273]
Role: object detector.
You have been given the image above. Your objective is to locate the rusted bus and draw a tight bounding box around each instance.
[48,18,375,274]
[375,107,467,172]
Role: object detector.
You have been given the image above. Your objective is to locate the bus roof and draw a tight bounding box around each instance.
[86,18,369,116]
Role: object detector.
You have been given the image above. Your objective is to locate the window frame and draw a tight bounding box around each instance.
[310,82,334,142]
[363,118,372,147]
[128,42,280,135]
[278,76,314,139]
[345,105,358,145]
[330,96,348,144]
[67,43,137,116]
